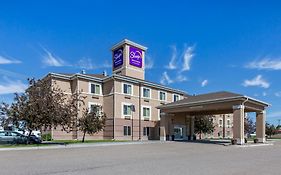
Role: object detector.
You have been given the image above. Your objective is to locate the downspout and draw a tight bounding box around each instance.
[139,82,142,140]
[112,77,115,140]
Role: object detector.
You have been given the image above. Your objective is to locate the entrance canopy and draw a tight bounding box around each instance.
[158,91,269,115]
[157,91,270,144]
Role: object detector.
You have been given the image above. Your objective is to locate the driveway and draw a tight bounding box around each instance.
[0,141,280,175]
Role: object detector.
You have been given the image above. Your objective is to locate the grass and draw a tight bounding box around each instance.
[0,139,128,148]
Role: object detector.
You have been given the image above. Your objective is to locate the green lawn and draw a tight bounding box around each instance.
[0,140,128,148]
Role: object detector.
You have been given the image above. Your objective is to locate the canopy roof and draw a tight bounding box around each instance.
[158,91,269,115]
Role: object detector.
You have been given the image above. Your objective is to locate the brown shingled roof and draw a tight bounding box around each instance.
[160,91,244,107]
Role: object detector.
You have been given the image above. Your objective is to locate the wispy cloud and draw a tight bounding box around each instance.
[275,92,281,97]
[145,55,154,69]
[41,47,67,67]
[160,71,173,85]
[0,55,21,64]
[246,58,281,70]
[181,46,195,72]
[243,75,270,88]
[77,58,111,70]
[166,45,177,70]
[0,68,27,79]
[176,74,187,82]
[201,79,208,87]
[0,78,27,95]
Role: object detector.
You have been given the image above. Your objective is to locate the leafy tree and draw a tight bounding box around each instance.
[78,108,106,142]
[244,116,255,136]
[266,123,277,138]
[194,116,215,139]
[0,77,85,141]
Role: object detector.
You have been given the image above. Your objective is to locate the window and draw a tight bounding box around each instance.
[90,83,101,95]
[143,127,150,136]
[219,119,223,127]
[227,131,231,137]
[123,126,131,136]
[159,91,166,101]
[89,103,102,115]
[123,83,133,95]
[173,94,180,102]
[227,119,231,128]
[123,104,132,119]
[142,106,151,120]
[142,87,151,98]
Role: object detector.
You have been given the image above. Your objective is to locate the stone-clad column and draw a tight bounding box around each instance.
[160,113,168,141]
[190,116,195,140]
[233,105,245,145]
[256,111,266,143]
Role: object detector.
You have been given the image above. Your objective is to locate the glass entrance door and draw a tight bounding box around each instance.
[174,126,183,140]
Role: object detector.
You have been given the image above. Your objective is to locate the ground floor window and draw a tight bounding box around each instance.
[123,126,131,136]
[227,131,230,137]
[143,127,150,136]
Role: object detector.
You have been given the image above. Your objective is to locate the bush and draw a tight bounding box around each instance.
[42,133,52,141]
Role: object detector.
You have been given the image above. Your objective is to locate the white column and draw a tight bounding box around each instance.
[256,111,266,143]
[233,105,245,145]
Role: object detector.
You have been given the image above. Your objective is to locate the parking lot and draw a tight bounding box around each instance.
[0,141,281,175]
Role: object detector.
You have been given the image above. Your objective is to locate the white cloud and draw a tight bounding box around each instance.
[243,75,270,88]
[160,71,173,85]
[145,56,154,69]
[0,80,27,95]
[0,55,21,64]
[166,45,177,70]
[176,74,187,82]
[201,79,208,87]
[275,92,281,97]
[262,92,267,96]
[246,58,281,70]
[181,46,195,72]
[42,48,66,67]
[77,58,111,70]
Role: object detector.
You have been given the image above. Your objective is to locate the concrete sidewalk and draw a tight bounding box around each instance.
[0,141,164,151]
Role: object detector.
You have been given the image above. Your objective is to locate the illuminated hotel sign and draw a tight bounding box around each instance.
[129,46,142,68]
[113,47,123,68]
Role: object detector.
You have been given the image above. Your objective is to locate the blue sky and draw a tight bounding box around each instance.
[0,1,281,124]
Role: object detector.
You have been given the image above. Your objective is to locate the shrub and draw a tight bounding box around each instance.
[42,133,52,141]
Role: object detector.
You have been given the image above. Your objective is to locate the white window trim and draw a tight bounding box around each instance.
[158,91,167,102]
[89,82,102,95]
[88,102,102,114]
[122,102,133,119]
[141,105,151,120]
[172,94,180,102]
[141,87,151,99]
[157,109,160,121]
[122,82,134,96]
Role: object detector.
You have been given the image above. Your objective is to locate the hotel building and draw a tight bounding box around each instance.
[43,39,268,144]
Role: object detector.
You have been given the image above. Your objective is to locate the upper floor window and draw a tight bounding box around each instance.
[89,103,102,115]
[142,87,151,98]
[159,91,166,101]
[173,94,180,102]
[142,106,151,121]
[227,119,231,127]
[123,83,133,95]
[219,119,223,127]
[90,83,101,95]
[123,104,132,119]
